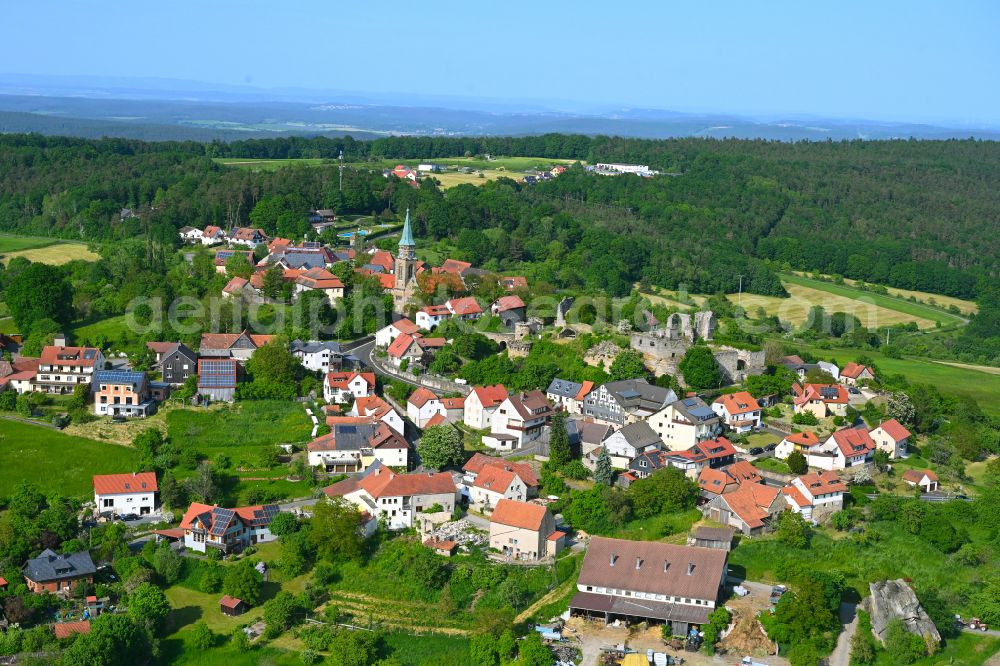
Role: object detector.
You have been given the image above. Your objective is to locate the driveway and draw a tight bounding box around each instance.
[829,602,859,666]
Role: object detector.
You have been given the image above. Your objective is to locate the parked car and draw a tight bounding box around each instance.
[749,447,764,455]
[764,443,777,452]
[120,513,140,522]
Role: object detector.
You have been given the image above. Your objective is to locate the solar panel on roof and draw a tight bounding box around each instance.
[199,359,237,388]
[210,508,235,536]
[84,349,97,359]
[618,389,641,399]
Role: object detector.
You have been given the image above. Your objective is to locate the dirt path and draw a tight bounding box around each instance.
[515,579,575,623]
[829,602,859,666]
[933,360,1000,376]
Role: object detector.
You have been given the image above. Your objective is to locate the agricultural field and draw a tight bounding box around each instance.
[0,234,99,265]
[799,346,1000,417]
[0,419,139,498]
[213,157,334,171]
[166,401,313,460]
[796,272,980,315]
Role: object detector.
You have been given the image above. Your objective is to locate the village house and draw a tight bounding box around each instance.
[228,227,268,248]
[446,296,483,320]
[442,396,465,422]
[461,453,539,501]
[902,469,939,493]
[702,482,784,535]
[34,345,104,394]
[350,395,405,435]
[489,499,564,561]
[307,422,409,471]
[323,468,457,530]
[569,537,727,635]
[0,357,40,395]
[53,621,92,640]
[792,383,849,419]
[711,392,762,434]
[807,426,876,470]
[500,276,528,292]
[290,340,345,374]
[385,333,447,369]
[649,396,722,450]
[438,259,475,279]
[179,226,203,243]
[545,378,594,415]
[840,361,876,386]
[407,387,447,428]
[375,318,421,347]
[463,384,509,429]
[23,550,96,594]
[484,390,553,450]
[773,431,821,461]
[583,379,677,427]
[92,370,157,418]
[569,419,613,456]
[222,275,254,299]
[93,472,158,516]
[197,358,241,403]
[146,342,197,385]
[416,304,452,330]
[869,418,912,459]
[468,464,529,508]
[201,225,226,245]
[696,460,764,500]
[659,436,739,480]
[601,421,664,470]
[180,502,281,554]
[781,470,848,521]
[267,247,334,271]
[687,526,735,551]
[294,267,345,304]
[780,355,841,382]
[323,371,375,404]
[491,295,527,327]
[625,449,670,480]
[198,331,274,362]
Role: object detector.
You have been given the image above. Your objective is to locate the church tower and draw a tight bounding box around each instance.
[392,209,418,311]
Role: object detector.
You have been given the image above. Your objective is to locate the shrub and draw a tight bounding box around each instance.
[792,411,818,425]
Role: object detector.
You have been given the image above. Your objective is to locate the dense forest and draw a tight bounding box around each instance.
[0,133,997,301]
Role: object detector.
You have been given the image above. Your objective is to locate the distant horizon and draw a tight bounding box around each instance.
[2,1,998,128]
[2,71,999,134]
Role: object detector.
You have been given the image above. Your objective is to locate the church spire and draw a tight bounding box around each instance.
[399,208,415,247]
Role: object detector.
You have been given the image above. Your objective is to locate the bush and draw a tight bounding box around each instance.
[792,411,819,425]
[787,451,807,474]
[190,622,215,650]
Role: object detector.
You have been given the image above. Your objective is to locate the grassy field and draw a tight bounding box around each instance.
[167,401,313,459]
[794,272,980,315]
[799,346,1000,417]
[214,157,334,171]
[0,235,99,265]
[382,632,474,666]
[72,314,135,347]
[0,419,139,498]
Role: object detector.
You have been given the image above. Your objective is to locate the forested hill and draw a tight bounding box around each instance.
[0,133,996,300]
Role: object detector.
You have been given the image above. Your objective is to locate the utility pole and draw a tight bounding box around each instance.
[338,150,344,192]
[737,275,744,309]
[886,328,890,346]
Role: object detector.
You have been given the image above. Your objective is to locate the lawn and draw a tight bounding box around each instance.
[166,401,314,455]
[0,419,139,498]
[754,457,792,475]
[779,273,967,327]
[382,632,474,666]
[874,632,1000,666]
[0,234,57,253]
[798,346,1000,417]
[71,314,135,347]
[794,271,979,315]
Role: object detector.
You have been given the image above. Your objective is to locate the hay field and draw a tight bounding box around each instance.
[2,243,100,265]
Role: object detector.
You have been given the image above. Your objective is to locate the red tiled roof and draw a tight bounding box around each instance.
[424,538,458,551]
[179,502,216,529]
[501,276,528,290]
[902,469,938,484]
[841,362,873,379]
[408,387,439,408]
[726,461,763,485]
[219,595,243,609]
[713,391,760,415]
[415,336,446,349]
[39,346,101,368]
[370,250,395,272]
[447,297,482,316]
[472,384,509,408]
[875,418,911,441]
[223,276,249,294]
[376,273,396,289]
[439,259,472,275]
[424,412,446,428]
[353,468,456,499]
[231,227,266,242]
[490,498,548,531]
[325,371,375,390]
[387,333,415,359]
[463,453,539,487]
[693,437,737,460]
[353,395,395,419]
[782,485,810,508]
[441,397,465,410]
[492,295,526,312]
[296,267,344,290]
[391,318,420,335]
[831,427,876,458]
[54,621,91,639]
[473,464,519,493]
[199,331,273,351]
[93,472,158,496]
[697,467,735,494]
[796,470,848,496]
[784,431,820,447]
[721,483,781,529]
[548,530,566,541]
[146,341,178,355]
[420,304,451,316]
[574,381,595,401]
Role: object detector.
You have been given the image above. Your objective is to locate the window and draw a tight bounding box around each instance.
[103,499,113,508]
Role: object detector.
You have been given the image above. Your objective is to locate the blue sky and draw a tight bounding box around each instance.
[3,0,999,125]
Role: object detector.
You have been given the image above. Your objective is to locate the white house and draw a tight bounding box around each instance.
[290,340,343,373]
[869,419,911,459]
[840,362,876,386]
[711,392,762,434]
[375,318,421,348]
[807,427,876,470]
[468,464,529,509]
[600,421,663,469]
[415,304,452,330]
[93,472,158,516]
[308,422,409,471]
[179,226,203,243]
[773,431,821,461]
[323,371,375,404]
[407,387,446,428]
[781,471,848,520]
[545,378,593,415]
[180,502,281,554]
[323,468,457,530]
[485,390,552,450]
[648,396,722,451]
[294,268,345,305]
[350,396,405,436]
[902,469,939,493]
[201,225,226,246]
[464,385,509,429]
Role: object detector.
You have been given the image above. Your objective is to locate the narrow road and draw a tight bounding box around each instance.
[829,602,859,666]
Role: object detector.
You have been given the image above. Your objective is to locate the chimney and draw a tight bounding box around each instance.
[609,552,617,567]
[687,562,694,575]
[635,557,642,570]
[663,560,670,573]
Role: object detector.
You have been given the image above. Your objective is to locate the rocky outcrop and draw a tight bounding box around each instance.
[866,580,941,645]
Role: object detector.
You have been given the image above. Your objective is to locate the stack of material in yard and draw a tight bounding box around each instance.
[721,608,775,657]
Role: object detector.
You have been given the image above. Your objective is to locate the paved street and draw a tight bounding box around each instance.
[828,602,859,666]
